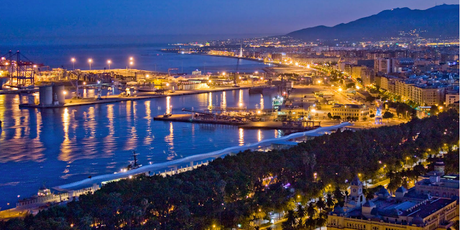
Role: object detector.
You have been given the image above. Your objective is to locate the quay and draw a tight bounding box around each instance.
[18,85,252,109]
[154,114,321,130]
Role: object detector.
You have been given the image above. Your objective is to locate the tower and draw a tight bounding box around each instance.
[345,175,366,210]
[350,175,363,198]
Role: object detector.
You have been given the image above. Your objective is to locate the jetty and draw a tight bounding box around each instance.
[154,113,321,131]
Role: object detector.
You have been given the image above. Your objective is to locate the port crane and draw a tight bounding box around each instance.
[0,50,42,87]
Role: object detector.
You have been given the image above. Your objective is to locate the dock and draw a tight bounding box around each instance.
[154,113,321,131]
[18,86,252,109]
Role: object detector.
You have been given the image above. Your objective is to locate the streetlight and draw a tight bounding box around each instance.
[88,58,93,70]
[128,57,134,69]
[107,60,111,70]
[71,58,76,70]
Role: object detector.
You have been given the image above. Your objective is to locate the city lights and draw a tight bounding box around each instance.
[88,58,93,70]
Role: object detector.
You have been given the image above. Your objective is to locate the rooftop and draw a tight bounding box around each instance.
[401,198,455,218]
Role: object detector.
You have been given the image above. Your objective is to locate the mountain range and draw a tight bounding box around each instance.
[287,4,459,41]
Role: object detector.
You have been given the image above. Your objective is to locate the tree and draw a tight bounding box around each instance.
[305,217,316,230]
[306,202,316,219]
[333,187,344,206]
[346,83,355,89]
[382,111,394,119]
[316,211,328,230]
[5,111,459,229]
[326,194,334,210]
[430,105,439,116]
[282,210,297,230]
[297,204,306,224]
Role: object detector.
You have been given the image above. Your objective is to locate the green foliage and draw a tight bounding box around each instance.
[346,83,355,89]
[382,111,394,119]
[386,101,417,119]
[2,111,458,230]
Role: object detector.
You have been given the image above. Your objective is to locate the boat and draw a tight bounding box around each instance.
[137,86,157,92]
[120,151,142,172]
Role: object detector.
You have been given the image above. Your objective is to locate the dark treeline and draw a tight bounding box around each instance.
[1,110,458,230]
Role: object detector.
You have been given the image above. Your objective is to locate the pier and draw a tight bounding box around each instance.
[154,114,321,130]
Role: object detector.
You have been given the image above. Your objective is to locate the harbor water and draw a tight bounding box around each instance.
[0,89,284,209]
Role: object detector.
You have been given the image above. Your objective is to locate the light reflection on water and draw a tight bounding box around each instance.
[0,89,282,209]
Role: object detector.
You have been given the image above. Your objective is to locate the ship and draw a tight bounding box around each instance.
[120,151,142,172]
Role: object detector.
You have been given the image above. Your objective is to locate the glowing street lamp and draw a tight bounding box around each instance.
[107,60,112,70]
[71,58,76,70]
[88,58,93,70]
[128,57,134,69]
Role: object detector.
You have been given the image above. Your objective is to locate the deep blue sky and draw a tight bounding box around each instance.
[0,0,457,45]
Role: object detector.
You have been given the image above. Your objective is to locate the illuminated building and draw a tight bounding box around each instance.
[328,177,459,230]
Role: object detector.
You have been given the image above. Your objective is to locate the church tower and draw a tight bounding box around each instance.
[345,175,366,209]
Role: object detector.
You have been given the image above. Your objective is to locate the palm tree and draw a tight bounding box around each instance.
[282,210,297,230]
[316,197,326,213]
[297,204,306,227]
[316,211,328,230]
[305,217,316,230]
[306,202,316,219]
[326,194,334,210]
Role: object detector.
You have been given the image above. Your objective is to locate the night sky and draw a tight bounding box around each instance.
[0,0,458,44]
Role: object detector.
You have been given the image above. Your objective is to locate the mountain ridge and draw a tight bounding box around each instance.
[287,4,459,41]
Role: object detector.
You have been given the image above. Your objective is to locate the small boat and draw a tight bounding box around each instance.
[137,87,157,92]
[120,151,142,172]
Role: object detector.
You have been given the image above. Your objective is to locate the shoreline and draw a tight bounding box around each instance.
[19,86,253,109]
